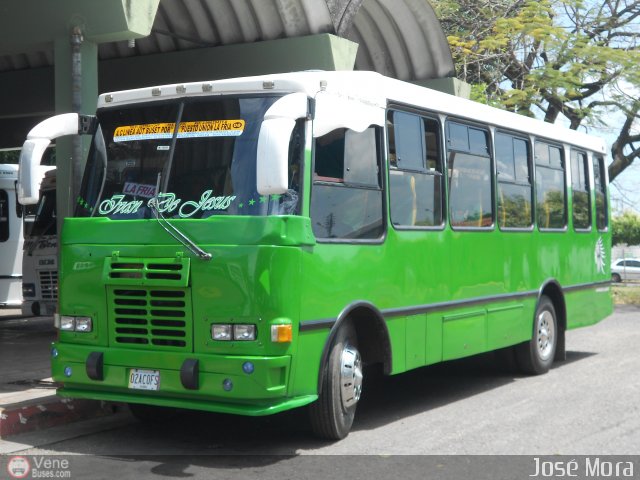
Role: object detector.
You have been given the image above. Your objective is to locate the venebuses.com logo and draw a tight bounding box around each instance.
[6,456,31,479]
[5,455,72,478]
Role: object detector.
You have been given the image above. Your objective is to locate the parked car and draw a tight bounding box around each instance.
[611,258,640,283]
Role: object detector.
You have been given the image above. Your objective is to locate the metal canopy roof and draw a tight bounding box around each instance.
[0,0,454,82]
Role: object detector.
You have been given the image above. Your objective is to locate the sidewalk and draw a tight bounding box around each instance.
[0,310,118,438]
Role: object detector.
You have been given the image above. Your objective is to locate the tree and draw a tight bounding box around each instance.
[432,0,640,182]
[612,210,640,245]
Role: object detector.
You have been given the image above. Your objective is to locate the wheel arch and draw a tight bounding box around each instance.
[316,301,392,394]
[538,279,566,361]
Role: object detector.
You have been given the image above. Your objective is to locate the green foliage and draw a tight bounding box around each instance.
[612,211,640,246]
[432,0,640,182]
[0,150,20,164]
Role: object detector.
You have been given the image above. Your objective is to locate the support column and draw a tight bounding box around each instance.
[54,33,98,226]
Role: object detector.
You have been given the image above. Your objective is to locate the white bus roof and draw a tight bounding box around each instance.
[97,70,606,155]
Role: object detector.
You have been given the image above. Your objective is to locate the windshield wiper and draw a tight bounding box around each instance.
[148,174,212,261]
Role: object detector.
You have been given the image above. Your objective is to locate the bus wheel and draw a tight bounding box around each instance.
[516,295,557,375]
[309,322,363,440]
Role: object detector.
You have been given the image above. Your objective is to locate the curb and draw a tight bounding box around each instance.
[0,394,120,438]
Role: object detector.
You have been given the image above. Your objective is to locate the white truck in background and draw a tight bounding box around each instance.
[22,168,57,316]
[0,161,22,306]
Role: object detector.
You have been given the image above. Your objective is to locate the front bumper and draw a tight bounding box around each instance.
[51,342,317,416]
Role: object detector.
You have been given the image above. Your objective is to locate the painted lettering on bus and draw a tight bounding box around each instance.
[179,190,237,217]
[98,190,236,218]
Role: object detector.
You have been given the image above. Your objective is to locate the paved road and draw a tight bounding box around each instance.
[3,306,639,478]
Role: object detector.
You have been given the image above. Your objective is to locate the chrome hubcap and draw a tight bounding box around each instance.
[340,344,363,409]
[536,310,555,361]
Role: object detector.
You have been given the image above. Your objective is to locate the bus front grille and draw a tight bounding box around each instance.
[103,256,191,288]
[38,270,58,300]
[107,287,193,351]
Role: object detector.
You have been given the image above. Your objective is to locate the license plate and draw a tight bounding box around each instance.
[128,369,160,391]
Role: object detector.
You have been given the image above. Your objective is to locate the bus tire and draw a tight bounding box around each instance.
[516,295,557,375]
[309,321,363,440]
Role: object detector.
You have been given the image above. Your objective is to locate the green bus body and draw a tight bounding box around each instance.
[47,71,612,429]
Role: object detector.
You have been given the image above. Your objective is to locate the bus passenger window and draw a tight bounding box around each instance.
[311,127,384,240]
[447,122,493,228]
[314,129,346,182]
[571,150,591,230]
[593,156,608,231]
[496,133,533,229]
[388,110,443,228]
[535,142,566,230]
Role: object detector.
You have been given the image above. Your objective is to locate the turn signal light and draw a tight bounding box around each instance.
[270,324,292,343]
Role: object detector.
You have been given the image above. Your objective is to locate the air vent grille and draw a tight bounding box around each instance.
[108,287,192,351]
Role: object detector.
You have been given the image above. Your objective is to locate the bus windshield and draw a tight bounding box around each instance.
[76,95,302,220]
[29,189,57,237]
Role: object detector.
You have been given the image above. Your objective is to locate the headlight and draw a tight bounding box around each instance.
[75,317,93,332]
[233,324,256,341]
[22,283,36,297]
[211,324,257,341]
[60,316,76,331]
[59,315,93,332]
[212,324,232,341]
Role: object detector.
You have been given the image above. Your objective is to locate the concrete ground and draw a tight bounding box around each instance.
[0,309,117,439]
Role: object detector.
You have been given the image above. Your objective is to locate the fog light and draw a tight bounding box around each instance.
[222,378,233,391]
[75,317,93,332]
[212,324,232,341]
[64,366,73,377]
[60,316,76,331]
[271,324,292,343]
[234,324,256,341]
[51,347,59,358]
[242,362,255,374]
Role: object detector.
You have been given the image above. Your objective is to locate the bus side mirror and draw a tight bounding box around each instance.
[18,139,53,204]
[257,93,308,195]
[18,113,91,205]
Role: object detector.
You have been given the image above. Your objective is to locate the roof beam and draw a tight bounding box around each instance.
[0,0,160,55]
[100,33,358,92]
[0,33,358,123]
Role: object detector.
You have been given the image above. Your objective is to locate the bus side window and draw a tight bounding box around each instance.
[593,155,608,231]
[0,190,9,242]
[496,132,533,229]
[314,128,346,182]
[388,110,443,228]
[446,121,493,228]
[311,127,384,240]
[535,142,566,230]
[571,150,591,231]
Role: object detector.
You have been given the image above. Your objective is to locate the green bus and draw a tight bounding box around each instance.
[18,71,612,440]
